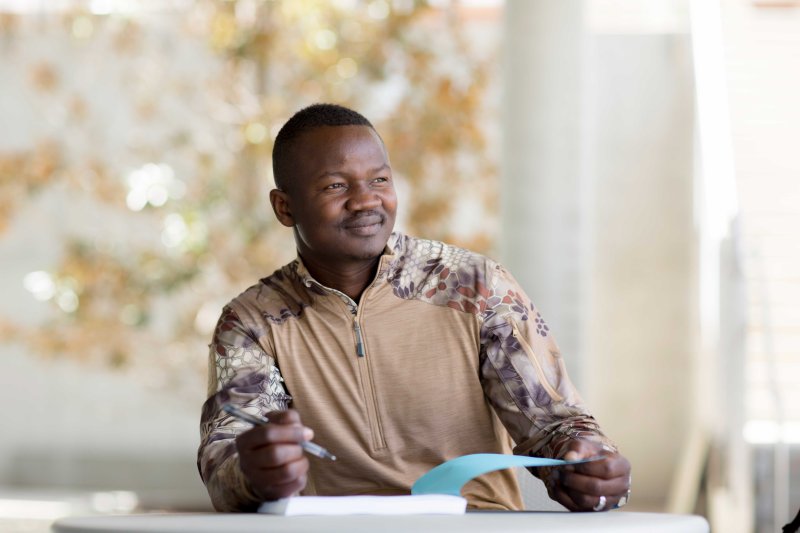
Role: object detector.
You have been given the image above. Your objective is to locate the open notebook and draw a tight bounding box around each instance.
[258,494,467,515]
[257,453,602,515]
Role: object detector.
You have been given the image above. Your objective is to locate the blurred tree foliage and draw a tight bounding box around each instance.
[0,0,498,389]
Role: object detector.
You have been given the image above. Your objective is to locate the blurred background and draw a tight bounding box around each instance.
[0,0,797,532]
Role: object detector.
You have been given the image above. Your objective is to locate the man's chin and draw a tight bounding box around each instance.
[340,235,390,261]
[343,245,387,262]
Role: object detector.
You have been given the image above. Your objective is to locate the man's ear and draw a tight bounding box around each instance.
[269,189,294,227]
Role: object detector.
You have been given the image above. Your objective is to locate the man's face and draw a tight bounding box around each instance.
[275,125,397,266]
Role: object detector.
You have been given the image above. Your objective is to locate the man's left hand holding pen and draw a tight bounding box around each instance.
[230,407,329,501]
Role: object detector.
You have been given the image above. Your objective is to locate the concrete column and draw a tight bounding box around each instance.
[502,0,697,509]
[501,0,586,386]
[584,34,695,507]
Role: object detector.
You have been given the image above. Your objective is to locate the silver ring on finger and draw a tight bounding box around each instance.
[614,484,632,509]
[592,495,607,512]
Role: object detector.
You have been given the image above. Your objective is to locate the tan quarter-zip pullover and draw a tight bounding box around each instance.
[198,233,614,511]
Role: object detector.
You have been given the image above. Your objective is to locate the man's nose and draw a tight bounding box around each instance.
[346,184,381,211]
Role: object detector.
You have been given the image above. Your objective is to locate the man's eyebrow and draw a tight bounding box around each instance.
[315,164,391,180]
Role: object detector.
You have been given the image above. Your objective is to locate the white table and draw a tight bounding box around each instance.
[52,511,709,532]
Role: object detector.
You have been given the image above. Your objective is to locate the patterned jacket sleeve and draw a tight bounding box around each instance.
[478,264,616,463]
[197,305,292,511]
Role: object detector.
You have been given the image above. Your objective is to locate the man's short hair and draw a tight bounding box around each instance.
[272,103,375,191]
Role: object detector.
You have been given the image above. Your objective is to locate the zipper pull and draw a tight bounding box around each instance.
[354,321,365,357]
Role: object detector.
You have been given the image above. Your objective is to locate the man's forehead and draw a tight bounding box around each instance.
[290,125,388,163]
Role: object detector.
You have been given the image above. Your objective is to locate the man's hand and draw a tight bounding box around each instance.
[544,439,631,512]
[235,409,313,501]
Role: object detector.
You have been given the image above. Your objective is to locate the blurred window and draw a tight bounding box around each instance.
[725,2,800,442]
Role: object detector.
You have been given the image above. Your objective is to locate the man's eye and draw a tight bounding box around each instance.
[326,183,346,190]
[373,177,388,183]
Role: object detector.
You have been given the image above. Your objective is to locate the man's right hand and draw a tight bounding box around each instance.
[235,409,313,501]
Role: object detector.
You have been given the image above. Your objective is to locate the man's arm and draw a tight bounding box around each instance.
[197,305,293,511]
[478,264,631,511]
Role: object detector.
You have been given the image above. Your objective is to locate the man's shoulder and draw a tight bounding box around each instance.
[226,260,311,326]
[389,233,508,313]
[391,232,497,270]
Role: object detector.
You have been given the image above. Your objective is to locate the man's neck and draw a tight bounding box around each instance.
[300,254,382,303]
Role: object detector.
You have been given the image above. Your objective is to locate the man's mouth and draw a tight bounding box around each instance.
[342,214,384,235]
[343,214,383,229]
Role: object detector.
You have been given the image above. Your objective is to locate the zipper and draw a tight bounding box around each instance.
[509,320,564,402]
[353,310,387,450]
[304,272,387,450]
[353,322,366,357]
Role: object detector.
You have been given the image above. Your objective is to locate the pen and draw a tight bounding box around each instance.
[221,403,337,461]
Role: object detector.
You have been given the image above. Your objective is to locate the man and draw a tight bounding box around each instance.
[198,103,631,512]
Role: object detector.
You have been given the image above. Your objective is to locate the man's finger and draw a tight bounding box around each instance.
[241,442,305,469]
[565,490,615,512]
[236,423,312,451]
[572,454,630,479]
[550,488,582,512]
[254,473,309,501]
[560,469,630,498]
[249,456,310,487]
[544,470,581,511]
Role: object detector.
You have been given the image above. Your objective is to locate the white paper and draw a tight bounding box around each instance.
[257,494,467,516]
